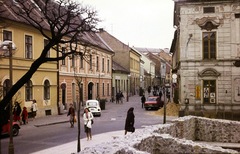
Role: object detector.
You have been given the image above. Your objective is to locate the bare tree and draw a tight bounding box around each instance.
[0,0,100,136]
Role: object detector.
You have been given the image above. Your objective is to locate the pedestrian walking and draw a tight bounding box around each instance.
[31,99,38,121]
[120,91,124,103]
[96,95,100,103]
[67,103,75,128]
[159,91,162,100]
[124,107,135,135]
[141,95,146,108]
[148,86,151,95]
[116,92,120,104]
[21,106,28,124]
[13,102,21,123]
[83,108,94,140]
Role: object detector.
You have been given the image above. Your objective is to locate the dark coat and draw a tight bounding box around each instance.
[67,107,75,116]
[124,107,135,130]
[13,105,21,116]
[141,96,146,103]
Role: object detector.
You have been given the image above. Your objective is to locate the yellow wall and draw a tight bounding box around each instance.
[0,20,58,117]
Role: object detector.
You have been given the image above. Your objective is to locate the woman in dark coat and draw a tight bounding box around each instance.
[124,107,135,135]
[13,102,21,123]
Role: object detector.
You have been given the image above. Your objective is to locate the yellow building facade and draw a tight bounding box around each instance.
[129,48,141,95]
[0,20,58,117]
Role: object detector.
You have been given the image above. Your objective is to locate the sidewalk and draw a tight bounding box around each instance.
[30,130,126,154]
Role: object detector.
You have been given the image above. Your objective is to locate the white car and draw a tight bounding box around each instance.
[85,100,101,116]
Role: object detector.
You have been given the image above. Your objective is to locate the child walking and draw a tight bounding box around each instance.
[21,106,28,124]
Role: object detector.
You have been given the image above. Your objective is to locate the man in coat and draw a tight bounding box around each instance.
[141,95,146,108]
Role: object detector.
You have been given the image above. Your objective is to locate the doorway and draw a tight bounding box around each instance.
[88,82,94,100]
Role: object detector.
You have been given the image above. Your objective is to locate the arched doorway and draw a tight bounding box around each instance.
[88,82,94,100]
[3,79,10,97]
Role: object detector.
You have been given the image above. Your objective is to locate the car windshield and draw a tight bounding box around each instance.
[148,98,157,101]
[87,102,97,106]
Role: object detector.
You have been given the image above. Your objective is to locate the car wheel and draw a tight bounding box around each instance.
[145,107,148,110]
[13,125,19,136]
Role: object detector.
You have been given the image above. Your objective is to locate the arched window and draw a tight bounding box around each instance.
[25,80,33,101]
[3,79,10,97]
[44,80,50,100]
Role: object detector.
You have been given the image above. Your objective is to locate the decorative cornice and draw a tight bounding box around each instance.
[198,19,220,31]
[198,68,221,77]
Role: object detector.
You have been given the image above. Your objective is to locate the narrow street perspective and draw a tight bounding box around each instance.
[1,0,240,154]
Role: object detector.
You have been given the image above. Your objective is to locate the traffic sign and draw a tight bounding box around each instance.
[171,73,178,79]
[60,83,66,90]
[172,78,177,83]
[171,83,178,89]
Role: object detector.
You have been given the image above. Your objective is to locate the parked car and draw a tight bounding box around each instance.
[144,96,163,110]
[85,100,101,116]
[1,120,20,136]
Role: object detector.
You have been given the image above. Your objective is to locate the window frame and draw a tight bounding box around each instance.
[102,83,105,96]
[3,30,12,41]
[102,58,105,72]
[80,55,83,68]
[71,54,75,67]
[3,79,10,97]
[107,59,110,73]
[25,80,33,101]
[61,47,66,65]
[44,39,50,58]
[203,7,215,13]
[96,56,99,71]
[202,32,216,60]
[107,83,109,96]
[89,54,92,70]
[44,80,50,100]
[25,35,33,59]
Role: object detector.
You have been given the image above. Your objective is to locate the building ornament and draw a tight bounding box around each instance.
[198,19,220,31]
[198,68,221,77]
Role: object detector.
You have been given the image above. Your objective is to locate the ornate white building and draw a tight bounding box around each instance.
[171,0,240,120]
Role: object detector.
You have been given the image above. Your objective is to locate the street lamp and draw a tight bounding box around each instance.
[0,40,17,154]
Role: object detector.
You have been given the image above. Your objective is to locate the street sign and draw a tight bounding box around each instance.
[172,78,177,83]
[171,83,178,89]
[171,73,178,79]
[60,83,66,90]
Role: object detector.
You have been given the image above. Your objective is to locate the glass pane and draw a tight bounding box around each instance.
[210,33,215,38]
[203,33,208,39]
[210,87,215,93]
[210,81,215,86]
[204,81,208,86]
[204,98,209,103]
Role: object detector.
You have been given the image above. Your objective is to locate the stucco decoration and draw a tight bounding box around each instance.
[198,19,220,31]
[198,68,221,77]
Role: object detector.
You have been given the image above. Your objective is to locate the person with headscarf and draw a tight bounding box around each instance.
[124,107,135,135]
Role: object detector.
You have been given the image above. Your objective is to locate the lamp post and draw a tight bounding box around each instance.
[0,41,16,154]
[8,43,14,154]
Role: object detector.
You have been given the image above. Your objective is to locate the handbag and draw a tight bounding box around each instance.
[87,121,91,128]
[74,116,77,122]
[127,126,135,132]
[91,119,94,124]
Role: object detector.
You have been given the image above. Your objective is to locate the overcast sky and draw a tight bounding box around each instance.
[80,0,175,49]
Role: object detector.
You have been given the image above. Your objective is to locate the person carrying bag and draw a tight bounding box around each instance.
[83,108,94,141]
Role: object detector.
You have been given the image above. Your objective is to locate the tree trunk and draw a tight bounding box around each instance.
[0,57,44,128]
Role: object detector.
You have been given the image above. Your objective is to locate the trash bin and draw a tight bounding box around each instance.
[100,99,106,110]
[179,110,185,117]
